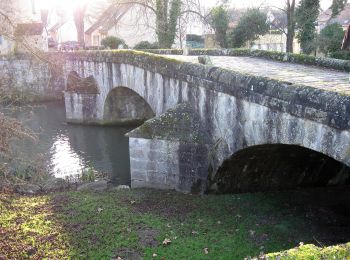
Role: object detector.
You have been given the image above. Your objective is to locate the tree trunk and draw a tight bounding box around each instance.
[73,4,87,48]
[286,0,296,53]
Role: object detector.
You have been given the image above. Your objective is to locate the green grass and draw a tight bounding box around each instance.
[0,188,349,259]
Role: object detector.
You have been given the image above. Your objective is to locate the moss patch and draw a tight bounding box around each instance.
[266,243,350,259]
[127,103,209,144]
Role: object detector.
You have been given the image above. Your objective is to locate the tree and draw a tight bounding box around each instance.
[113,0,206,48]
[156,0,181,48]
[227,8,269,48]
[209,5,229,48]
[73,3,87,47]
[331,0,347,17]
[319,23,344,55]
[286,0,296,53]
[295,0,320,54]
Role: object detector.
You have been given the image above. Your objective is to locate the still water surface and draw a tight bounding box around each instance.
[4,102,133,185]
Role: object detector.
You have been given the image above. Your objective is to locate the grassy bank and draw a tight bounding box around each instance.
[0,188,349,259]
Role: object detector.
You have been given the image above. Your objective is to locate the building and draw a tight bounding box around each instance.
[0,0,48,54]
[244,9,300,53]
[251,33,300,53]
[85,3,157,48]
[85,3,209,49]
[318,3,350,31]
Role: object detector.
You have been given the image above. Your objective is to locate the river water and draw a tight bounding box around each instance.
[3,102,134,185]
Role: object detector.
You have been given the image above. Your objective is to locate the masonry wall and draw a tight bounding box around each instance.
[61,51,350,193]
[0,55,64,101]
[129,138,180,190]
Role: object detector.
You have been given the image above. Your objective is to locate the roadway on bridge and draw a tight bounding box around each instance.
[166,55,350,94]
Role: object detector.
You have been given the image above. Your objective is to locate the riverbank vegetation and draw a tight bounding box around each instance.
[1,187,349,259]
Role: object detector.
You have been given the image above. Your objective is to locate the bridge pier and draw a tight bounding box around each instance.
[127,103,210,193]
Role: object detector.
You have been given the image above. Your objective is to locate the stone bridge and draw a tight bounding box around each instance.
[58,51,350,193]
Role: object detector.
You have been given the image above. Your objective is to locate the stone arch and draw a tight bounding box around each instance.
[212,144,350,194]
[103,87,155,125]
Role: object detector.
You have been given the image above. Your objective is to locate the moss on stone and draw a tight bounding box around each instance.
[265,243,350,259]
[127,103,209,144]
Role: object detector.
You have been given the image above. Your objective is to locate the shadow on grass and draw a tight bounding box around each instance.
[1,186,350,259]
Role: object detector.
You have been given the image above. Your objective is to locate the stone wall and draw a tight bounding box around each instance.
[0,55,64,102]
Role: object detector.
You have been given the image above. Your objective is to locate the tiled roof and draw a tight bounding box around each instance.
[319,3,350,26]
[15,23,44,36]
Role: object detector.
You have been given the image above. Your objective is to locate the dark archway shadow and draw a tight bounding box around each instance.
[103,87,155,125]
[212,144,350,246]
[214,144,350,194]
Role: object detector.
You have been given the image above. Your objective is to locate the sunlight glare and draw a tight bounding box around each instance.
[37,0,90,11]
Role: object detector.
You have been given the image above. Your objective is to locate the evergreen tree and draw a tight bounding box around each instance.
[227,8,269,48]
[156,0,181,48]
[209,5,229,48]
[318,23,344,55]
[295,0,320,54]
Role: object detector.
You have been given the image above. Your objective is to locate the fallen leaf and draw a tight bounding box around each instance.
[249,230,256,237]
[97,208,103,213]
[204,248,209,254]
[162,238,171,246]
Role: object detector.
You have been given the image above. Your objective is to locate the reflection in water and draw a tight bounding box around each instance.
[49,134,85,179]
[3,102,134,185]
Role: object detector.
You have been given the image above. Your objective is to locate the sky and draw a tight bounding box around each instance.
[203,0,333,10]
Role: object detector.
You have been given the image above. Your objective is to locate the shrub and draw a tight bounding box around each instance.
[133,41,159,50]
[330,50,350,60]
[227,8,269,48]
[101,36,127,49]
[319,23,344,56]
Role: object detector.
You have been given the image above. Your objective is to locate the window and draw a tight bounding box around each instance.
[93,35,100,46]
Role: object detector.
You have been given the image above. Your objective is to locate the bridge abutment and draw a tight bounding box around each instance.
[127,103,210,193]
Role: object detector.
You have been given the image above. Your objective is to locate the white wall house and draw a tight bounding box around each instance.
[0,0,48,54]
[85,3,209,49]
[85,3,157,48]
[251,33,301,53]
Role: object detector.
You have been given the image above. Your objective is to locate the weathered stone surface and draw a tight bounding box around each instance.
[127,103,210,144]
[115,185,130,191]
[0,55,64,101]
[198,55,213,65]
[128,104,210,193]
[77,180,108,192]
[42,178,70,192]
[15,183,41,194]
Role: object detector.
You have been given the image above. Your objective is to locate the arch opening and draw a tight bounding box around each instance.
[103,87,155,125]
[213,144,350,194]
